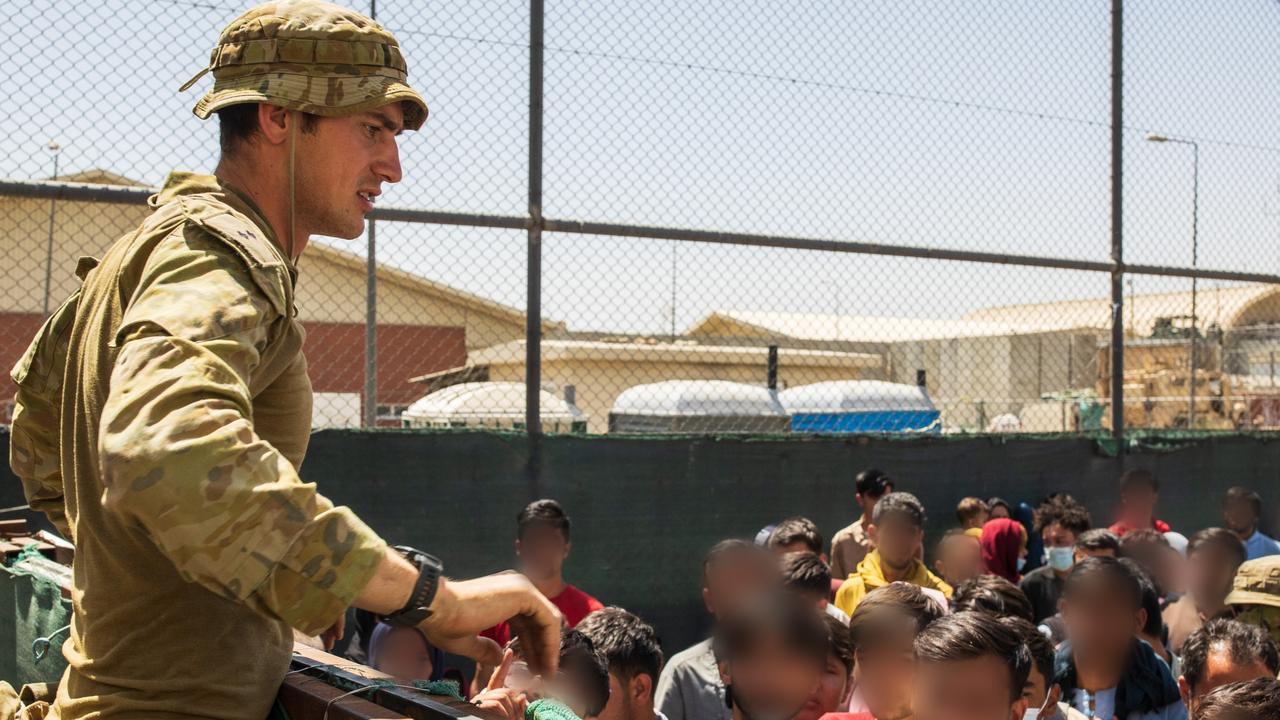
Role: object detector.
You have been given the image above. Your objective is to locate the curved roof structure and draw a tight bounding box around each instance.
[779,381,935,413]
[611,380,786,417]
[403,382,584,423]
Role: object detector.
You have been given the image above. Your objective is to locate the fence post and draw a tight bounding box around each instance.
[1109,0,1126,454]
[365,218,378,428]
[526,0,546,497]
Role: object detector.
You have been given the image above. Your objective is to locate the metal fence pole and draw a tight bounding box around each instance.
[526,0,545,496]
[365,218,378,428]
[1110,0,1126,452]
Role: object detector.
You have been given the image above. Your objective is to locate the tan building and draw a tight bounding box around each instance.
[0,170,535,425]
[413,337,881,434]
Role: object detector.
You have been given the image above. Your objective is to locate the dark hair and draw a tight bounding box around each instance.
[1120,468,1159,494]
[956,497,990,525]
[1224,487,1264,518]
[518,499,571,540]
[1006,616,1055,690]
[770,517,824,555]
[780,552,833,601]
[1121,558,1165,638]
[856,468,894,498]
[576,607,664,683]
[1033,494,1093,536]
[988,497,1012,514]
[825,612,855,675]
[872,491,926,529]
[1063,556,1143,610]
[712,591,828,667]
[849,581,944,652]
[1188,528,1248,569]
[216,103,319,157]
[1193,678,1280,720]
[1076,528,1121,554]
[558,629,611,717]
[951,574,1035,623]
[1120,529,1173,595]
[1181,619,1280,693]
[914,612,1033,703]
[702,539,774,584]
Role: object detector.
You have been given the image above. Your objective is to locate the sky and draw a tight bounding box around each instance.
[2,0,1279,336]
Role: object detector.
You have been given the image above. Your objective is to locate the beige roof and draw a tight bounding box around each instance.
[465,338,881,368]
[686,310,1052,343]
[52,169,149,186]
[963,284,1280,335]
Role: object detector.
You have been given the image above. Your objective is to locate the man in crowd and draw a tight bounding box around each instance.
[657,540,777,720]
[770,517,827,560]
[1109,469,1172,537]
[481,500,604,646]
[1021,495,1093,623]
[933,529,984,588]
[831,469,895,578]
[1192,678,1280,720]
[713,592,829,720]
[950,575,1034,623]
[1222,487,1280,560]
[1164,529,1248,653]
[1055,557,1185,720]
[1126,559,1174,666]
[577,607,668,720]
[795,615,856,720]
[1076,529,1122,561]
[835,492,952,615]
[1224,556,1280,647]
[1177,619,1280,716]
[1009,617,1088,720]
[911,612,1032,720]
[6,3,564,716]
[1120,529,1180,600]
[781,551,850,624]
[955,498,990,534]
[847,582,945,719]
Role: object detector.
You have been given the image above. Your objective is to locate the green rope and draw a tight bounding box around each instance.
[409,679,463,700]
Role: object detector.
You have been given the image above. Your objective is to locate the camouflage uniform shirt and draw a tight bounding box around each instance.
[9,172,387,719]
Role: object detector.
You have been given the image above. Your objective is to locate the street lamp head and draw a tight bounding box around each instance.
[1145,132,1170,143]
[45,140,60,154]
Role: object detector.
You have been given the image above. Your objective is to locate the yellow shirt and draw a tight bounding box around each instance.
[834,549,954,616]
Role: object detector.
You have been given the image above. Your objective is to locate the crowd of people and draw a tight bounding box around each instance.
[335,470,1280,720]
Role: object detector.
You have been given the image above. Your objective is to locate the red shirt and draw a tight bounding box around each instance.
[1109,518,1171,537]
[481,583,604,646]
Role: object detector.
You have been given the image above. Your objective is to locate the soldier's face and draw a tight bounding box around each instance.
[297,105,404,239]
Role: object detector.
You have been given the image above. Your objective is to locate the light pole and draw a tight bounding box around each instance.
[42,140,61,318]
[1146,132,1199,429]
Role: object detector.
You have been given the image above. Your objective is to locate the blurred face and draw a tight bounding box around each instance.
[374,627,433,682]
[295,105,404,240]
[1120,486,1158,522]
[1224,499,1259,535]
[593,672,652,720]
[1187,545,1239,610]
[1061,580,1142,663]
[722,637,822,720]
[912,655,1025,720]
[517,523,570,582]
[705,553,778,620]
[1181,650,1276,714]
[935,536,983,587]
[794,654,852,720]
[854,629,917,720]
[871,515,925,572]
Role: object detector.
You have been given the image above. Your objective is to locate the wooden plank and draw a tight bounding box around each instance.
[278,672,411,720]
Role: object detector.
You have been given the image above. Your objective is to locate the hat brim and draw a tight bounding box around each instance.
[1226,589,1280,608]
[193,71,428,131]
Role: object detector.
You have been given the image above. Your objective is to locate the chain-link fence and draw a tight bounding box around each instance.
[3,0,1280,438]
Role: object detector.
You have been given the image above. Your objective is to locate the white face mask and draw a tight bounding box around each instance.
[1046,546,1075,572]
[1017,556,1028,572]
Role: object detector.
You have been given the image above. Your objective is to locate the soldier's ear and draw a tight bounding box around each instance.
[257,104,292,145]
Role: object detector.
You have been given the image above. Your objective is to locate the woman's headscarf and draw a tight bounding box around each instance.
[980,518,1025,583]
[367,621,445,681]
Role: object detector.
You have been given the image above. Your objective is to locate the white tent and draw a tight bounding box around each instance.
[609,380,789,434]
[402,382,586,432]
[778,380,935,413]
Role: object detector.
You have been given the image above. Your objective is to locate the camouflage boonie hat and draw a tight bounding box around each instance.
[1225,556,1280,608]
[180,0,427,130]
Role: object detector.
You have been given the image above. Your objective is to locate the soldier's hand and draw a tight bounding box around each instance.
[418,573,562,676]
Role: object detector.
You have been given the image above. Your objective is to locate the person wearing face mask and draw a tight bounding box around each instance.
[981,519,1029,584]
[1021,496,1093,624]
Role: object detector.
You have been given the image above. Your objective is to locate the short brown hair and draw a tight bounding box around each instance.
[780,551,833,601]
[951,574,1035,623]
[770,517,824,555]
[825,612,855,675]
[1193,678,1280,720]
[1188,528,1248,569]
[1120,468,1159,494]
[1033,494,1092,535]
[956,497,990,525]
[217,103,319,157]
[914,611,1033,703]
[849,581,944,652]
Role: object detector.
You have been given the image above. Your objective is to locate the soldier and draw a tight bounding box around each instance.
[8,2,562,718]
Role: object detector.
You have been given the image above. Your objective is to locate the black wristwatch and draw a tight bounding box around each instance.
[381,545,444,627]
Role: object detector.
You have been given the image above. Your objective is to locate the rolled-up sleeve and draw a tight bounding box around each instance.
[97,230,386,635]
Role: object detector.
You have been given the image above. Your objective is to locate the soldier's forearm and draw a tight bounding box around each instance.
[353,546,417,615]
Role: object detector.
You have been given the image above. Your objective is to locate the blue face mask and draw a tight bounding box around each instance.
[1016,556,1028,572]
[1047,546,1076,572]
